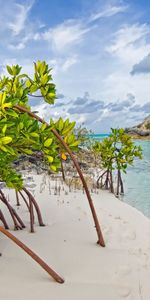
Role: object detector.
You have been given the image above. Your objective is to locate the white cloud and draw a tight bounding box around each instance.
[42,56,79,76]
[8,2,33,36]
[42,20,91,52]
[33,32,41,41]
[8,33,33,50]
[107,23,150,64]
[101,69,150,106]
[9,42,25,50]
[30,90,149,133]
[89,4,128,22]
[1,0,150,132]
[101,22,150,106]
[61,56,78,72]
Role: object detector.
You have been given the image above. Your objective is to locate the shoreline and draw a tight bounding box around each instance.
[0,173,150,299]
[130,135,150,140]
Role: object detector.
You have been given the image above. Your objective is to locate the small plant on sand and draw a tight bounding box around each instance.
[0,61,105,282]
[95,128,142,196]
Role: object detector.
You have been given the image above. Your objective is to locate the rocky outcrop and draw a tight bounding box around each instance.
[125,127,150,136]
[125,115,150,137]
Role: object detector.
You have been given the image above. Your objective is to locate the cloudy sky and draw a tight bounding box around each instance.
[1,0,150,132]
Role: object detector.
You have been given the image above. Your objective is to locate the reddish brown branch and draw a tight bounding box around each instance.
[19,190,35,230]
[116,170,120,196]
[19,191,30,211]
[109,171,114,193]
[0,226,64,283]
[119,171,124,194]
[19,188,44,231]
[15,105,105,247]
[15,190,20,206]
[96,170,107,188]
[0,190,24,230]
[23,187,45,227]
[28,94,43,98]
[12,208,26,229]
[0,209,9,229]
[29,195,34,233]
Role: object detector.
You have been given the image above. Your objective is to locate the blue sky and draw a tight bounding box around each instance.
[1,0,150,132]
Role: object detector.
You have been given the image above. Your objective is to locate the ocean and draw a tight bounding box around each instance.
[92,134,150,219]
[123,140,150,219]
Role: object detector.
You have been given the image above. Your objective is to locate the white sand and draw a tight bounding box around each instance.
[0,174,150,300]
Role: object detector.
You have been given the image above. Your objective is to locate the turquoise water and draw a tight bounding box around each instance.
[123,140,150,219]
[88,133,109,140]
[92,135,150,219]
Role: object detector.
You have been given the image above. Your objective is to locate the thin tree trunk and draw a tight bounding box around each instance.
[19,191,30,211]
[105,170,109,190]
[23,188,45,227]
[0,190,23,230]
[19,190,34,225]
[0,209,9,229]
[29,195,34,233]
[119,171,124,194]
[15,190,20,206]
[116,170,120,196]
[0,226,64,283]
[96,170,107,188]
[19,191,35,225]
[110,171,114,193]
[51,129,105,247]
[15,105,105,247]
[60,158,65,181]
[12,209,26,229]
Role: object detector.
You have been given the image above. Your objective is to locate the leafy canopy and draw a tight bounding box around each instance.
[91,128,142,173]
[0,61,80,190]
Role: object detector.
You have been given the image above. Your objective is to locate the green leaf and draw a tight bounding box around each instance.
[69,140,80,147]
[2,124,7,134]
[41,74,48,85]
[6,146,15,155]
[67,134,75,144]
[26,80,32,88]
[41,123,47,131]
[6,109,18,118]
[18,122,24,130]
[39,61,46,75]
[30,132,39,138]
[22,149,33,155]
[6,66,13,75]
[44,138,53,147]
[57,118,64,131]
[0,145,8,152]
[64,119,69,129]
[47,155,54,163]
[1,136,12,144]
[62,122,76,135]
[30,84,38,93]
[50,164,57,172]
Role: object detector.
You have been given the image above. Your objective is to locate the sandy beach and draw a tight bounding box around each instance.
[0,174,150,300]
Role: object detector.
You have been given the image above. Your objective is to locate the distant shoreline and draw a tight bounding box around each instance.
[89,133,150,140]
[128,134,150,140]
